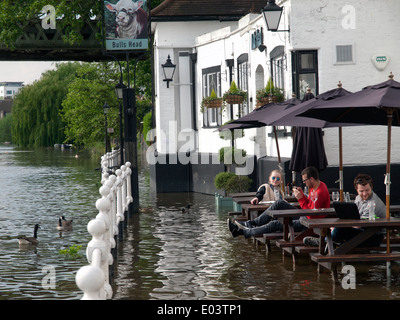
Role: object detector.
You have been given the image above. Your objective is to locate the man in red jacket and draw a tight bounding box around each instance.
[228,166,330,238]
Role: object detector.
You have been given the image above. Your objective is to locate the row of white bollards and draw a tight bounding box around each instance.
[75,151,132,300]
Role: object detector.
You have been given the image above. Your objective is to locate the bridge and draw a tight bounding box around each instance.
[0,18,144,62]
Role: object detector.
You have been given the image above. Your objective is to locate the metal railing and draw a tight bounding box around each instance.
[75,150,132,300]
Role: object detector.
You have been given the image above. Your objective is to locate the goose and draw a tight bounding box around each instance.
[56,217,64,231]
[60,216,73,231]
[18,224,40,245]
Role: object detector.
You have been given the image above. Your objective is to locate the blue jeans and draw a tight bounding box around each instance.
[331,227,384,247]
[243,199,307,238]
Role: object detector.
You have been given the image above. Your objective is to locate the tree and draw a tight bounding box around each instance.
[0,114,12,143]
[11,62,81,147]
[60,62,121,148]
[0,0,101,46]
[0,0,165,46]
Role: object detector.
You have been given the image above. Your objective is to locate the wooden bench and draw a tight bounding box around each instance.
[311,252,400,263]
[295,246,319,254]
[228,211,243,216]
[252,232,288,252]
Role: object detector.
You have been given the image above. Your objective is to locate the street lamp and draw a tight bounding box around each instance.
[103,102,110,154]
[115,81,127,165]
[262,0,290,33]
[161,55,176,88]
[115,80,127,100]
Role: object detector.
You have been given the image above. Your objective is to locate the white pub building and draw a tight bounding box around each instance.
[150,0,400,202]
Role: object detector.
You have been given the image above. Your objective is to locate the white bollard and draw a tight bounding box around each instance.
[125,162,133,205]
[76,154,135,300]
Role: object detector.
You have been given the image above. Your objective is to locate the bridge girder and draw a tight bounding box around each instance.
[0,19,144,62]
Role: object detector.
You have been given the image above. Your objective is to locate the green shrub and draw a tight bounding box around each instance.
[142,111,153,146]
[215,171,252,195]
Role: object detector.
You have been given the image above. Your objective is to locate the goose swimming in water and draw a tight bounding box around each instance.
[18,224,40,245]
[59,216,73,231]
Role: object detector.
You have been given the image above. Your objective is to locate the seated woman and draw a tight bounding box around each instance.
[250,169,284,205]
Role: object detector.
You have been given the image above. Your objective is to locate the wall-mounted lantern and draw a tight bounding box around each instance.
[262,0,290,33]
[161,55,176,88]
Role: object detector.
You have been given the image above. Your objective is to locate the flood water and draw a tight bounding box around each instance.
[1,144,400,300]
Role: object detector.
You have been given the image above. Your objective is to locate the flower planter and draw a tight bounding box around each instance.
[203,98,223,109]
[224,94,245,105]
[215,193,234,208]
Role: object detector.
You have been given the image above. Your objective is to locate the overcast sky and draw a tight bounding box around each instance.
[0,61,57,85]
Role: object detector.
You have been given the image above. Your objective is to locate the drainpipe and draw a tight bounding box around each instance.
[225,59,234,119]
[189,53,197,131]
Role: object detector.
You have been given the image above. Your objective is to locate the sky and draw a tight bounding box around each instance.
[0,61,57,85]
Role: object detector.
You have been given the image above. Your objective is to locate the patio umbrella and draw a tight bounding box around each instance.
[299,72,400,253]
[219,84,354,191]
[288,89,328,180]
[218,97,302,170]
[268,83,353,196]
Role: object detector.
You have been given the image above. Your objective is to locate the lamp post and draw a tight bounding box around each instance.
[103,102,111,154]
[262,0,290,33]
[115,81,127,165]
[161,55,176,88]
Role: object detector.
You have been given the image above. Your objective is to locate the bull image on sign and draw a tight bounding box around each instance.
[104,0,148,51]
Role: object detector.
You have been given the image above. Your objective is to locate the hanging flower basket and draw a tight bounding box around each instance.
[203,98,223,109]
[223,81,247,105]
[224,94,245,105]
[258,96,272,105]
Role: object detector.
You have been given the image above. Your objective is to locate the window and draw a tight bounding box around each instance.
[202,66,222,127]
[292,50,319,100]
[270,46,285,94]
[237,54,249,116]
[335,44,354,64]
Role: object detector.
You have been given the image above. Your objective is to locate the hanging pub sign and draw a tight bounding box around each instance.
[104,0,148,51]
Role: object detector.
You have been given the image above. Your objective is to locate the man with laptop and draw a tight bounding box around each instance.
[305,174,386,247]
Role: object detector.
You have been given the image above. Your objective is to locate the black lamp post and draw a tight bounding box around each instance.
[115,81,127,165]
[161,55,176,88]
[103,102,111,154]
[262,0,290,32]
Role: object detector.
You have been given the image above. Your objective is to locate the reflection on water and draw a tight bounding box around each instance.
[112,188,400,300]
[0,145,99,300]
[1,145,400,300]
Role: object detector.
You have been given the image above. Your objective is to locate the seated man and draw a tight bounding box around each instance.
[227,166,330,238]
[330,174,386,247]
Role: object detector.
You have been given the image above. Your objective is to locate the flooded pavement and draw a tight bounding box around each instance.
[111,190,400,300]
[1,144,399,300]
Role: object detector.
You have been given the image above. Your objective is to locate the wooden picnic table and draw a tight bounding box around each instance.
[267,208,336,257]
[230,192,255,198]
[232,197,254,204]
[240,200,301,220]
[300,217,400,282]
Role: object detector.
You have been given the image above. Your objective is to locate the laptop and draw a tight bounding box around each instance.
[333,202,360,219]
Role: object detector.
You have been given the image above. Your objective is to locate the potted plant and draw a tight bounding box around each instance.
[200,89,223,112]
[256,78,284,107]
[215,171,252,208]
[223,81,247,105]
[219,146,247,167]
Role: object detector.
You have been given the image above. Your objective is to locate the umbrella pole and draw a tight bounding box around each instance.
[339,127,344,202]
[273,126,285,193]
[385,110,394,259]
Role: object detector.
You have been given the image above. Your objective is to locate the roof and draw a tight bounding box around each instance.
[151,0,266,21]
